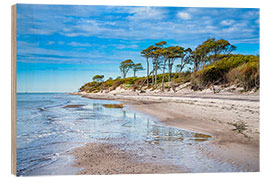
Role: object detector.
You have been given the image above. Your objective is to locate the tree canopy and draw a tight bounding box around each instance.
[118,38,237,86]
[133,63,144,77]
[120,59,134,78]
[92,75,104,82]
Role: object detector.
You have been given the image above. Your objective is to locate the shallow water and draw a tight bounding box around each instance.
[17,93,240,176]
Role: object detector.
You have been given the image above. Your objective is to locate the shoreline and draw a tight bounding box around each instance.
[71,91,260,173]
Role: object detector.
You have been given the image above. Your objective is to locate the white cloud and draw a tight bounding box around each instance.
[177,12,191,20]
[255,18,259,24]
[104,22,116,26]
[242,10,259,18]
[222,22,250,34]
[67,42,91,47]
[220,19,235,26]
[116,44,139,49]
[17,43,143,65]
[29,28,54,35]
[230,38,259,44]
[127,7,165,20]
[47,41,55,45]
[17,41,39,47]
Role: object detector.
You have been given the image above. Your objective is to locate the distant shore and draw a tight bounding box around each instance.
[71,89,260,173]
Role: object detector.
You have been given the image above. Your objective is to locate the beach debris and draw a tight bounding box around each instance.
[102,104,124,108]
[140,90,146,93]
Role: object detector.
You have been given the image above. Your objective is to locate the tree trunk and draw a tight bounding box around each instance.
[152,64,154,86]
[146,58,149,87]
[154,63,158,88]
[134,70,136,77]
[178,58,183,78]
[194,62,198,72]
[213,51,219,63]
[162,60,166,92]
[169,64,173,82]
[194,58,199,73]
[178,65,184,81]
[168,59,171,82]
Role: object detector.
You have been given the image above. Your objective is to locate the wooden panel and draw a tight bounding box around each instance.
[11,4,17,176]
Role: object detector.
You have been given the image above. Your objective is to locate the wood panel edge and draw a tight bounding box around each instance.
[11,4,17,176]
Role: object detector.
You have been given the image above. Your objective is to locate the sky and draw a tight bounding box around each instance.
[16,4,260,92]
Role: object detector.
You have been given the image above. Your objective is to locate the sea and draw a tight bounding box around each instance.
[16,93,241,176]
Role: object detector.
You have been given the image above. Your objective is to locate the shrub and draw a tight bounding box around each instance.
[174,71,192,84]
[190,74,204,91]
[79,81,102,93]
[197,65,225,86]
[226,57,259,91]
[122,77,140,84]
[238,59,259,90]
[197,55,259,87]
[231,121,248,133]
[103,79,114,87]
[226,68,240,84]
[134,77,147,86]
[111,79,125,90]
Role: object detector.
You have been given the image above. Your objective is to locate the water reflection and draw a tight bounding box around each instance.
[117,109,212,145]
[123,111,126,120]
[93,103,102,111]
[102,103,124,108]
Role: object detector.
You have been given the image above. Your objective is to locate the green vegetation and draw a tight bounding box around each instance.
[196,54,259,90]
[119,59,135,78]
[231,121,248,133]
[133,63,144,77]
[80,76,142,92]
[80,38,259,93]
[92,75,104,82]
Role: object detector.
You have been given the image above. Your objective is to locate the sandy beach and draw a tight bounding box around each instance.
[72,142,185,175]
[71,90,260,174]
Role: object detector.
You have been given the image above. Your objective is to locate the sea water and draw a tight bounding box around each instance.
[16,93,241,176]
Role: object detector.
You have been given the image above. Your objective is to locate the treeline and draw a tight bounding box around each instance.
[139,38,236,91]
[80,38,259,93]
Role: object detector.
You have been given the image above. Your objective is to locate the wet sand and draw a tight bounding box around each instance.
[71,91,260,173]
[72,142,185,175]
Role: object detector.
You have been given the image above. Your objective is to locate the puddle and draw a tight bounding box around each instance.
[144,125,211,144]
[192,133,212,142]
[194,133,212,139]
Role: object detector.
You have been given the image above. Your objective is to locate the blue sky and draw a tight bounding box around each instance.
[16,4,259,92]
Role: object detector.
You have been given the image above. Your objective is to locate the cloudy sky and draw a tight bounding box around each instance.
[16,4,259,92]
